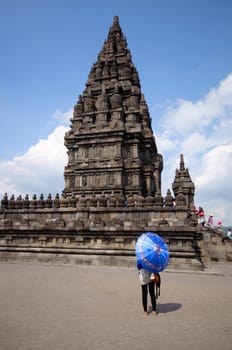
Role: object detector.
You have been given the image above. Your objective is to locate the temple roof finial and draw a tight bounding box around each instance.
[114,15,119,24]
[110,15,121,34]
[180,154,185,170]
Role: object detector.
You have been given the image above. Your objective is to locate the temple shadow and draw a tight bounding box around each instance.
[157,302,182,314]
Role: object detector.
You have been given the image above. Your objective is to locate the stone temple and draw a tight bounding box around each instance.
[1,17,229,269]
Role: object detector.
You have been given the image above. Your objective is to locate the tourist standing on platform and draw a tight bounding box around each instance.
[207,214,214,227]
[197,206,205,226]
[217,219,223,229]
[137,261,157,316]
[227,228,232,240]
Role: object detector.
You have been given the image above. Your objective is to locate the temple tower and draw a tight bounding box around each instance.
[63,16,163,203]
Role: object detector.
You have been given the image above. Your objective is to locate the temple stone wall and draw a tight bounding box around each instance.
[203,229,232,262]
[0,206,204,270]
[0,206,193,232]
[0,206,228,269]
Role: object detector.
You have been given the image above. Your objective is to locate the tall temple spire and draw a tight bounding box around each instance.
[63,16,163,204]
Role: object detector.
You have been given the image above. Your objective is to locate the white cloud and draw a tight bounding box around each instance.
[161,72,232,136]
[156,131,178,153]
[193,143,232,226]
[196,144,232,196]
[52,109,72,125]
[181,132,209,156]
[157,72,232,225]
[0,125,68,198]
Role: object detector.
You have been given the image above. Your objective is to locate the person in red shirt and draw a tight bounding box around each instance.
[197,206,205,226]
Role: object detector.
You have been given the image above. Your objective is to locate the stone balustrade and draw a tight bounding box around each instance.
[0,191,189,210]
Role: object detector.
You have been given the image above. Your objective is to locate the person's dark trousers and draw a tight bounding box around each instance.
[141,282,156,312]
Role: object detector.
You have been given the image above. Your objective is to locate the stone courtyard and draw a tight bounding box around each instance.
[0,262,231,350]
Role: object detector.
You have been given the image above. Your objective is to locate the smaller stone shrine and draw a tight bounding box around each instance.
[0,16,213,270]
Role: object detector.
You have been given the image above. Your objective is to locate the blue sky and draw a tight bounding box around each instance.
[0,0,232,225]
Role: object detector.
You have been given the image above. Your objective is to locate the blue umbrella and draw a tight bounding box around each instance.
[135,232,169,272]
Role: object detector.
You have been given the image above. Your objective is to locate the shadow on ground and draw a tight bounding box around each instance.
[157,302,182,313]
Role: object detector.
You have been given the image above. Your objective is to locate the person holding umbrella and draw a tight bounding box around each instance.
[137,261,159,316]
[135,231,169,316]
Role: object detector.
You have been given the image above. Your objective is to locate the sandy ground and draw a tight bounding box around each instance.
[0,262,231,350]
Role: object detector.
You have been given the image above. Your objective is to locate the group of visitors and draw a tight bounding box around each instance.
[195,206,231,242]
[206,214,223,229]
[195,206,224,229]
